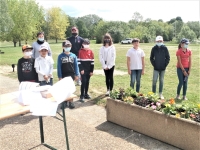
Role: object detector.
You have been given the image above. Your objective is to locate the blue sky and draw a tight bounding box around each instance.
[36,0,199,22]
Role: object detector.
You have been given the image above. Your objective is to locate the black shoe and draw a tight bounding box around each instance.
[79,95,85,103]
[69,102,75,109]
[84,94,91,99]
[60,101,68,109]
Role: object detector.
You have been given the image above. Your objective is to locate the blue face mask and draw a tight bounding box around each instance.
[183,44,188,49]
[156,42,163,47]
[64,47,71,52]
[38,38,44,41]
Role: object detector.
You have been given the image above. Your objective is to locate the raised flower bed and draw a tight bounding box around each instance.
[106,88,200,150]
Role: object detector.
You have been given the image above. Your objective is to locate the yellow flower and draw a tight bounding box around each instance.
[148,92,154,95]
[198,104,200,109]
[176,114,180,118]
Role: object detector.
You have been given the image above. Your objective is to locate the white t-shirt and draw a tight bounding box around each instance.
[34,56,54,81]
[126,47,145,70]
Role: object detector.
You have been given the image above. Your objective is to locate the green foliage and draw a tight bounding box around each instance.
[177,25,196,42]
[187,21,200,39]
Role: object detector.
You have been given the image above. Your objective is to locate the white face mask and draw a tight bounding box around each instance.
[83,45,89,49]
[24,51,32,57]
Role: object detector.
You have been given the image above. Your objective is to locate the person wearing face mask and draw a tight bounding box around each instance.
[57,40,79,109]
[17,45,38,83]
[99,33,116,96]
[78,39,94,102]
[34,45,54,86]
[150,36,170,99]
[32,32,52,59]
[176,38,192,100]
[67,27,84,86]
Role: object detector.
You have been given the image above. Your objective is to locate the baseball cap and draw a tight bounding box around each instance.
[39,45,48,51]
[62,40,72,47]
[71,26,78,31]
[155,36,163,41]
[22,44,33,51]
[83,39,90,45]
[180,38,190,44]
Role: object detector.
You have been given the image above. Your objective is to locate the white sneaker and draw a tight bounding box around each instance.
[159,94,164,99]
[105,91,110,96]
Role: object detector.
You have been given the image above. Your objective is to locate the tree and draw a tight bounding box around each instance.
[65,16,76,38]
[94,20,108,43]
[177,25,196,42]
[0,0,14,39]
[5,0,44,47]
[129,12,143,29]
[187,21,200,39]
[46,7,69,43]
[76,19,89,38]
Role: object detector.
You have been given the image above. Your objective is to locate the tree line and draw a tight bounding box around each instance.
[1,0,199,47]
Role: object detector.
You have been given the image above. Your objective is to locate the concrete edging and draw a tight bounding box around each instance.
[106,98,200,150]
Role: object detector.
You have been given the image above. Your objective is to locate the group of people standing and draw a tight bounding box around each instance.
[17,26,192,110]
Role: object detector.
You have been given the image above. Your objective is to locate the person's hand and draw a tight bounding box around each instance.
[81,70,84,75]
[48,74,52,78]
[43,75,48,80]
[74,76,79,81]
[188,70,190,75]
[128,70,131,75]
[90,72,93,76]
[105,68,108,70]
[59,78,62,81]
[183,70,188,76]
[142,70,144,75]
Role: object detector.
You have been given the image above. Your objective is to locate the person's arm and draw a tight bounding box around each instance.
[47,43,52,57]
[90,51,94,76]
[78,50,83,73]
[74,55,79,76]
[17,59,23,82]
[127,57,131,75]
[107,46,116,69]
[34,59,45,77]
[49,58,54,77]
[57,55,62,80]
[142,57,145,75]
[165,47,170,67]
[32,42,35,59]
[188,51,192,75]
[99,47,107,69]
[177,55,188,76]
[150,48,155,67]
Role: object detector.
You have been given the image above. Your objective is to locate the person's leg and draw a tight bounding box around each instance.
[130,70,136,90]
[135,70,142,93]
[183,68,189,99]
[176,68,184,98]
[152,70,159,93]
[104,69,110,91]
[159,70,165,94]
[108,66,115,91]
[80,74,86,96]
[84,74,91,99]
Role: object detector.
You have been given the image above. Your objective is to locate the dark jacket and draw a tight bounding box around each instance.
[67,36,84,56]
[17,57,38,82]
[150,45,170,71]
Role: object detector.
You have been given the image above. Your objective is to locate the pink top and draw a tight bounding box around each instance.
[176,48,192,68]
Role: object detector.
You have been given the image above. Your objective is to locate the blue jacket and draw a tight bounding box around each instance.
[57,52,79,78]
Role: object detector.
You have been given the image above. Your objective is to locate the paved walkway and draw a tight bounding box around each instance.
[0,73,180,150]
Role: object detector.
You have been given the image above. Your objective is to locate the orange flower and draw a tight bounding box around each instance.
[169,98,175,105]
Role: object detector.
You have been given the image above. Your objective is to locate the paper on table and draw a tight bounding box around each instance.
[48,77,76,104]
[30,97,58,116]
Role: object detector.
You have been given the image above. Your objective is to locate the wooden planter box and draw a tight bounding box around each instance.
[106,98,200,150]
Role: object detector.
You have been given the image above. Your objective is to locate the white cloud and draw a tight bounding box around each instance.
[36,0,199,22]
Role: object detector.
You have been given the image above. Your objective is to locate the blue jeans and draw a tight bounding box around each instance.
[40,78,53,86]
[177,68,189,96]
[152,70,165,93]
[130,70,142,92]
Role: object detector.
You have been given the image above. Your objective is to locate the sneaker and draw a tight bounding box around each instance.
[76,81,81,86]
[69,102,75,109]
[105,90,110,96]
[159,94,164,99]
[60,101,68,109]
[79,95,84,102]
[84,94,91,99]
[183,96,188,100]
[176,95,181,100]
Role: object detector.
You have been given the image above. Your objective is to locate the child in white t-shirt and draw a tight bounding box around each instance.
[34,45,54,86]
[126,38,145,93]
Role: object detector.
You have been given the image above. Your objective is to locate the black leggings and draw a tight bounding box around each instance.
[104,66,115,91]
[81,73,91,96]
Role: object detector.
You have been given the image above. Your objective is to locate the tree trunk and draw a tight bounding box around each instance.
[19,40,21,46]
[56,38,57,43]
[14,42,17,47]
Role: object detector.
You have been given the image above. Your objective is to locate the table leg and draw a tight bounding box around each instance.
[62,102,70,150]
[39,116,44,143]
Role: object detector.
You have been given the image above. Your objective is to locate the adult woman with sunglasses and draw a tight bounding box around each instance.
[176,38,192,100]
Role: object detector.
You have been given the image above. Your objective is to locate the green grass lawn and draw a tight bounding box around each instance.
[0,40,199,105]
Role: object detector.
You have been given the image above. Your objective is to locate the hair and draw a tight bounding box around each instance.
[178,43,182,49]
[102,33,113,46]
[132,38,140,43]
[37,31,44,37]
